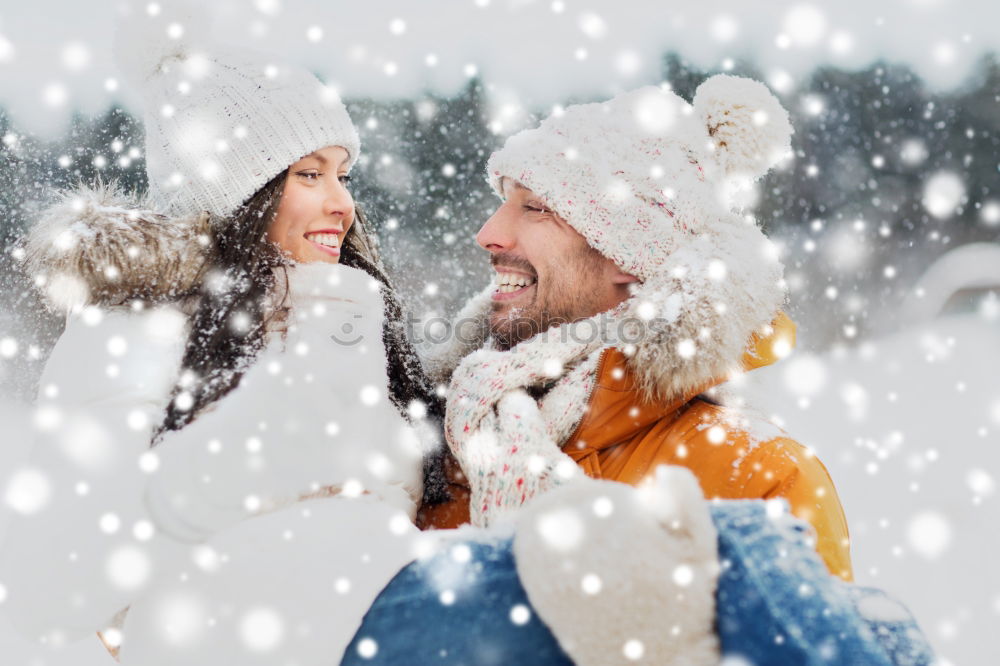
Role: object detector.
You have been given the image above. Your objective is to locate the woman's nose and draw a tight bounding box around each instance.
[324,183,354,222]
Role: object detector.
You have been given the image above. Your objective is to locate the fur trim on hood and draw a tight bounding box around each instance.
[423,217,785,405]
[420,285,494,386]
[22,184,212,311]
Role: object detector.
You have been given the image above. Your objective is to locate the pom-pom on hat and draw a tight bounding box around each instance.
[486,75,792,282]
[114,4,359,219]
[693,74,793,179]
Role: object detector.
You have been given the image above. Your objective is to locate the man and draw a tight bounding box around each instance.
[344,77,935,666]
[419,75,852,581]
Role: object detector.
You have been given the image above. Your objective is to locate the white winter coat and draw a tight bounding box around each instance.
[2,262,430,664]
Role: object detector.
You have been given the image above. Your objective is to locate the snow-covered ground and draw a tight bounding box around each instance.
[741,308,1000,666]
[0,624,112,666]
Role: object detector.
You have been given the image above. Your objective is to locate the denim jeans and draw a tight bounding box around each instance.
[342,538,573,665]
[712,501,934,665]
[342,501,934,665]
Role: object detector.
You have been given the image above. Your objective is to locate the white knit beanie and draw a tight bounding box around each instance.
[115,6,360,219]
[486,75,793,282]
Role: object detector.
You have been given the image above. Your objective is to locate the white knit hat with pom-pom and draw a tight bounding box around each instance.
[114,4,359,219]
[486,75,792,282]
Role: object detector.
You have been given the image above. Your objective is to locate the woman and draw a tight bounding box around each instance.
[1,12,724,666]
[3,31,433,657]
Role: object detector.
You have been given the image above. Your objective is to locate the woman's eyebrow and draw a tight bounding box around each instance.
[299,151,352,169]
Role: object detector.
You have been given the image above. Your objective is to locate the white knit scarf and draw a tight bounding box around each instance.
[444,293,632,526]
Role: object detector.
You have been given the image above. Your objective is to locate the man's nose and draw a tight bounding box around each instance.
[476,206,514,252]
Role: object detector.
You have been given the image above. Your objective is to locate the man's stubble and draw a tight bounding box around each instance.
[490,244,611,351]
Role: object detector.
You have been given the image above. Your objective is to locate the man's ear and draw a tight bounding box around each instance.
[611,269,640,285]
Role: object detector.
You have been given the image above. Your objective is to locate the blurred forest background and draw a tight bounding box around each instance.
[3,52,999,400]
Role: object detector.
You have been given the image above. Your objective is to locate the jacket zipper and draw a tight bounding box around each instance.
[563,347,610,448]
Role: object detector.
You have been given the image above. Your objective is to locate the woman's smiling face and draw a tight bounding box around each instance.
[267,145,355,264]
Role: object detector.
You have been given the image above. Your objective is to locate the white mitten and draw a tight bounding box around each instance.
[512,466,720,666]
[144,263,422,543]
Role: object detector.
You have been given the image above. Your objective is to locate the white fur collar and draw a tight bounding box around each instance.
[22,184,211,310]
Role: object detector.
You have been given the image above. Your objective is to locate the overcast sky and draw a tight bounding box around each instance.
[0,0,997,136]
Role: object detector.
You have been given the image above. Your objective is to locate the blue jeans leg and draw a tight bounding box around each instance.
[344,502,934,665]
[341,539,573,665]
[712,500,935,666]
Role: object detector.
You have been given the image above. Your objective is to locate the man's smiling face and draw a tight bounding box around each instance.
[476,178,638,350]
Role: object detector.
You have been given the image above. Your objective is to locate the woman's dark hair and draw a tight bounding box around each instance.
[155,170,451,504]
[339,215,451,505]
[156,170,289,437]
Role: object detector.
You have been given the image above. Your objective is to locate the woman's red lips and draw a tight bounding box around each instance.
[304,230,342,256]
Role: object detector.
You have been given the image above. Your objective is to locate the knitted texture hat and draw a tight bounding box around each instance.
[115,6,360,219]
[486,75,792,282]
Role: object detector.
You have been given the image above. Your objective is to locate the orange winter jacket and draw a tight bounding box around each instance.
[418,315,853,581]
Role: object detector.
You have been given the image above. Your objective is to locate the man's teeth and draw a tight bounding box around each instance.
[306,233,339,248]
[495,272,536,293]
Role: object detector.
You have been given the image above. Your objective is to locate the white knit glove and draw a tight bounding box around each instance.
[450,389,580,527]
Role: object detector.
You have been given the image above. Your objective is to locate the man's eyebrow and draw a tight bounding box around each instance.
[501,177,528,194]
